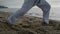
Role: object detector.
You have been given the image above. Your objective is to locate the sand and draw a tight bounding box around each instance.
[0,11,60,34]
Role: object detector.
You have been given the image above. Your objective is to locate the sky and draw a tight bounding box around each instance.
[0,0,60,8]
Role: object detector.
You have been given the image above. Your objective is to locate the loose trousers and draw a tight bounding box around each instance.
[7,0,51,24]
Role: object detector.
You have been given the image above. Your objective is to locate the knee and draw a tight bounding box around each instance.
[37,4,51,10]
[47,4,51,10]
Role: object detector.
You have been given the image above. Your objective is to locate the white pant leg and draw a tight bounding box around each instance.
[7,0,36,24]
[37,0,51,24]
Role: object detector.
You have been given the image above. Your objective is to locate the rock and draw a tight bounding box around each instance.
[0,6,8,8]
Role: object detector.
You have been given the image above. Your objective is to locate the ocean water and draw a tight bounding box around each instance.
[0,7,60,21]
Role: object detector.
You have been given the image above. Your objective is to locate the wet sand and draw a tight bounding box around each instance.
[0,11,60,34]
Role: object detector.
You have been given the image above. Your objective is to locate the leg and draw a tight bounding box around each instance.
[7,0,36,24]
[37,0,51,24]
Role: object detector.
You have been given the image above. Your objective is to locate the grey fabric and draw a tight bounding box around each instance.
[37,0,51,24]
[7,0,51,24]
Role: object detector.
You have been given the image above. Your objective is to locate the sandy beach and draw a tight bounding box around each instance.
[0,11,60,34]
